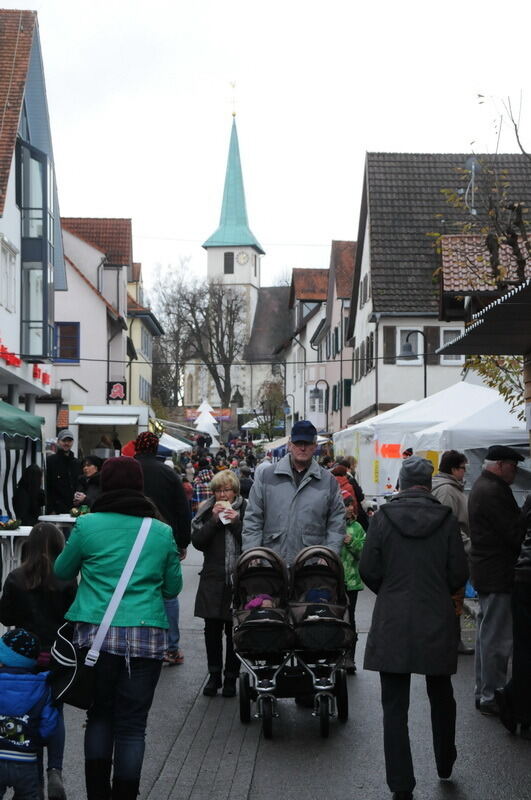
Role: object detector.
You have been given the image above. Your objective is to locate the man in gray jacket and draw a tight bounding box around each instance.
[242,420,345,564]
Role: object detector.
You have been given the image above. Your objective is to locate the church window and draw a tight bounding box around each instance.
[224,252,234,274]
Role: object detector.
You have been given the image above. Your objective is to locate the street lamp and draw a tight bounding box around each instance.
[309,379,330,433]
[398,329,427,398]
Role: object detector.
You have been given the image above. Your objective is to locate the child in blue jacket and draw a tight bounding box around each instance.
[0,628,58,799]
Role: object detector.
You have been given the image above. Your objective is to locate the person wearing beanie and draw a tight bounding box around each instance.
[134,432,191,667]
[54,456,182,800]
[360,456,468,800]
[0,628,58,798]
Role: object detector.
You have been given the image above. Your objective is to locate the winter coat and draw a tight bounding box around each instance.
[54,511,182,627]
[0,669,58,760]
[333,473,356,502]
[0,568,77,649]
[340,520,365,591]
[45,449,82,513]
[135,453,191,550]
[242,454,345,565]
[468,470,526,593]
[431,472,470,552]
[192,495,245,621]
[75,472,101,509]
[360,489,468,675]
[515,511,531,584]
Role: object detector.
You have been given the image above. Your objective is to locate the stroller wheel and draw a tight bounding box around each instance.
[336,669,348,722]
[239,674,251,723]
[319,694,330,738]
[261,696,274,739]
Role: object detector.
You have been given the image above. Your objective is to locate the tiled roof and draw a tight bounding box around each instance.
[65,255,120,319]
[61,218,133,266]
[290,268,328,306]
[245,286,292,362]
[0,10,36,216]
[363,152,531,313]
[332,240,356,298]
[131,262,141,282]
[441,235,531,293]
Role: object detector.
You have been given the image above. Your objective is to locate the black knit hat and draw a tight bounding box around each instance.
[100,456,144,493]
[0,628,40,668]
[399,456,434,490]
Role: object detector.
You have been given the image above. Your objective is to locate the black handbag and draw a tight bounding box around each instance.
[49,623,95,710]
[49,517,153,709]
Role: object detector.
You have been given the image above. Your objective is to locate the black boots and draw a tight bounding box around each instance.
[222,673,238,697]
[203,671,223,696]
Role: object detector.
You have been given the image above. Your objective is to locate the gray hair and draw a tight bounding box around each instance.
[483,459,499,471]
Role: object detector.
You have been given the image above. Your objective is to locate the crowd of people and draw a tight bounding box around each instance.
[0,422,529,800]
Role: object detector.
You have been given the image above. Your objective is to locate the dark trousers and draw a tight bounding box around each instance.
[84,652,161,783]
[505,582,531,722]
[346,590,359,646]
[380,672,456,793]
[0,760,40,799]
[204,618,240,676]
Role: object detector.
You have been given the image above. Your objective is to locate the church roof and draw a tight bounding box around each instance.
[203,117,265,254]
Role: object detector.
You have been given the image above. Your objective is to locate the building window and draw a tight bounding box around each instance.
[325,331,331,360]
[440,328,465,365]
[333,326,339,357]
[139,375,152,403]
[397,328,422,365]
[224,252,234,274]
[140,326,152,360]
[54,322,80,363]
[0,241,16,312]
[309,387,324,413]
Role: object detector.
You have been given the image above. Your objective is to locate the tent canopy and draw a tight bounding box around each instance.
[0,401,44,440]
[159,432,194,453]
[404,398,526,453]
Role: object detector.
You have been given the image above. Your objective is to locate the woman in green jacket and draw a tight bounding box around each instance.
[340,497,366,674]
[54,456,182,800]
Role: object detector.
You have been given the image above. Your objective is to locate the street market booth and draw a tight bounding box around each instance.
[0,401,44,588]
[68,405,152,459]
[333,383,515,503]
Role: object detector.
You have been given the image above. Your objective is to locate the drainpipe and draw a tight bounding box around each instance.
[291,335,307,418]
[369,312,381,414]
[339,300,344,429]
[107,326,121,403]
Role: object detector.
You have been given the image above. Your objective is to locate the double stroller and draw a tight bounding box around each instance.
[232,546,354,738]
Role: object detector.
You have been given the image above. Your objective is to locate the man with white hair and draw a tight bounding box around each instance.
[468,445,527,716]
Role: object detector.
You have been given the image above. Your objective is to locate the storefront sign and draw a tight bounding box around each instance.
[107,381,127,401]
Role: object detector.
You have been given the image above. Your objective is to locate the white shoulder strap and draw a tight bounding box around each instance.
[84,517,152,666]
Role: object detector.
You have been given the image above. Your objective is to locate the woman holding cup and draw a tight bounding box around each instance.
[192,471,246,697]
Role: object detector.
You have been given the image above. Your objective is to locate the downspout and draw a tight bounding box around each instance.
[107,325,121,403]
[292,335,307,418]
[339,300,344,429]
[372,312,381,413]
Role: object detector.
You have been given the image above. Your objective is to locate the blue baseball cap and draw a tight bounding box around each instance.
[290,420,317,443]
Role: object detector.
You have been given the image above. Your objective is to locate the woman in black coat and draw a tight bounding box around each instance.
[73,455,103,509]
[192,470,245,698]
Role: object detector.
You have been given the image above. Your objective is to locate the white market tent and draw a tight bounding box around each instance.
[241,418,259,430]
[333,382,523,501]
[159,432,192,453]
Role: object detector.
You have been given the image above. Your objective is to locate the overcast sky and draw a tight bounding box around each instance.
[15,0,531,289]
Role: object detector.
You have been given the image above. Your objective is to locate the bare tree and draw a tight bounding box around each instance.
[179,280,246,408]
[254,379,285,440]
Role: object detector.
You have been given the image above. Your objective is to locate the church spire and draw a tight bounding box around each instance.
[203,117,265,254]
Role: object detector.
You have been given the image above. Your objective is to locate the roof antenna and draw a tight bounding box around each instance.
[464,156,480,216]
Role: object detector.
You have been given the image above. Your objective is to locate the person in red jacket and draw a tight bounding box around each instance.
[331,464,356,506]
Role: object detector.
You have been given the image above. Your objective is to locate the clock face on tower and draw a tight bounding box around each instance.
[236,250,249,265]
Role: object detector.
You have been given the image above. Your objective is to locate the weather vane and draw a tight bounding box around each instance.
[230,81,237,117]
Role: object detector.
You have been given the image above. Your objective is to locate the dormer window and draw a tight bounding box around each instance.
[224,252,234,274]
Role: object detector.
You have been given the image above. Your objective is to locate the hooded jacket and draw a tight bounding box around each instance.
[431,472,470,551]
[360,489,468,675]
[0,669,58,761]
[242,453,345,565]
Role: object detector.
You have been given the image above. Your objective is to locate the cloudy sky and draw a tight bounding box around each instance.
[15,0,531,288]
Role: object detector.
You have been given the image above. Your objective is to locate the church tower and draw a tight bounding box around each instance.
[202,115,265,341]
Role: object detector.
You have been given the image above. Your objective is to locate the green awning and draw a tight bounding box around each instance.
[0,401,44,440]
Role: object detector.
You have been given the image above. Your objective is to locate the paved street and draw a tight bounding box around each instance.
[53,548,530,800]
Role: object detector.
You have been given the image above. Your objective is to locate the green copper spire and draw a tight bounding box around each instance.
[203,117,265,254]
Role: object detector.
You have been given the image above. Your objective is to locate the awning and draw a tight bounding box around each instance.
[0,400,44,440]
[73,414,139,426]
